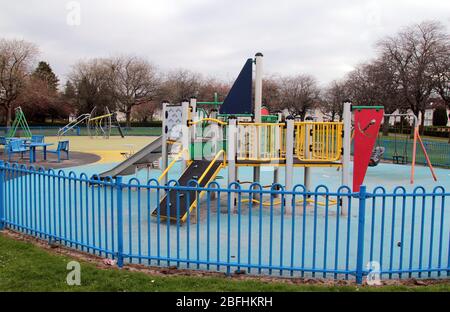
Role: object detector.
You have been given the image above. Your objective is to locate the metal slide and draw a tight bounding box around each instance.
[98,136,163,178]
[154,158,224,223]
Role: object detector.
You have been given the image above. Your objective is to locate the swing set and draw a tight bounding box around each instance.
[6,107,32,138]
[371,113,437,184]
[87,107,125,139]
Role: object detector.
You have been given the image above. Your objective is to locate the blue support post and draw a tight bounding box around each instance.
[116,176,124,268]
[356,185,367,284]
[0,160,4,230]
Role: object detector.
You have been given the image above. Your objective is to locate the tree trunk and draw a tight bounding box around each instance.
[419,109,426,135]
[126,110,131,129]
[6,106,12,128]
[382,116,390,136]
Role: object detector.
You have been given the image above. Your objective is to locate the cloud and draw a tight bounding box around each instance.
[1,0,449,86]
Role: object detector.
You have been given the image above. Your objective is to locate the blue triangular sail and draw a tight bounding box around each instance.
[219,58,253,115]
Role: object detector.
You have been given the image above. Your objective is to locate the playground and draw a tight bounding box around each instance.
[0,53,449,284]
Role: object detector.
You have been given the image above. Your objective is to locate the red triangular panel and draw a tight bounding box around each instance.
[353,108,384,192]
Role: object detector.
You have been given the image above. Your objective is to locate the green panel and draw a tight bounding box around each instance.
[190,140,226,160]
[352,106,384,111]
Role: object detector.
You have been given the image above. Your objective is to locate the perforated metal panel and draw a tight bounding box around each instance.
[165,105,183,141]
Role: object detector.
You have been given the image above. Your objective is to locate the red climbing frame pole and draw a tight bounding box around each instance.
[410,126,418,184]
[416,127,438,182]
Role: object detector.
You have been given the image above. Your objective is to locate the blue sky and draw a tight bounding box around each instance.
[1,0,449,86]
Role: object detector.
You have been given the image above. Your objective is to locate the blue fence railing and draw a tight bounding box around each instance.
[0,161,449,284]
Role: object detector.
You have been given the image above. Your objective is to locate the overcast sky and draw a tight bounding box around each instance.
[1,0,450,87]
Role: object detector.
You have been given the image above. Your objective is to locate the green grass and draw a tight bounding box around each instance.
[1,233,450,292]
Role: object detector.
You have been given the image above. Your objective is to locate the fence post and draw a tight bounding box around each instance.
[0,160,4,230]
[116,176,124,268]
[356,185,367,285]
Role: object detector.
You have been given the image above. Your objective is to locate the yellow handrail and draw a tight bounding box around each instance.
[189,118,228,126]
[237,122,282,126]
[197,150,226,185]
[158,149,187,183]
[88,113,113,122]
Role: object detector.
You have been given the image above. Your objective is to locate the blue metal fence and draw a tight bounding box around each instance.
[0,161,449,284]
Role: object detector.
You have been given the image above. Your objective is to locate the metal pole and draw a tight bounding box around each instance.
[254,53,263,123]
[190,97,198,158]
[161,101,169,186]
[342,101,352,215]
[181,100,190,168]
[116,176,124,268]
[228,117,237,210]
[190,96,197,116]
[304,123,312,193]
[210,109,218,120]
[285,117,294,214]
[356,185,367,285]
[0,160,4,230]
[253,53,263,198]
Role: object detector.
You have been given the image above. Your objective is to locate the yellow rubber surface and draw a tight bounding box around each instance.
[45,136,157,164]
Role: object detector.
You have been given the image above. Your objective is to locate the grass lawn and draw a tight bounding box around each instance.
[1,233,449,292]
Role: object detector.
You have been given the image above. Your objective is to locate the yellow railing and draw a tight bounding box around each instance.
[236,122,286,161]
[294,122,343,162]
[197,150,226,185]
[189,118,228,126]
[158,149,188,183]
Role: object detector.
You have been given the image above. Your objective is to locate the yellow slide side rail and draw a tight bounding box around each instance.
[158,149,188,183]
[197,150,226,185]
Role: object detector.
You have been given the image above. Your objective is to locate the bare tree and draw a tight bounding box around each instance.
[377,21,448,131]
[278,74,320,120]
[0,39,38,126]
[196,77,230,103]
[345,58,408,134]
[106,56,160,128]
[433,40,450,107]
[68,58,115,114]
[131,100,159,122]
[160,69,203,103]
[262,76,282,112]
[321,80,348,121]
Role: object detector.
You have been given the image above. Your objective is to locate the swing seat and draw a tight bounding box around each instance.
[369,146,385,167]
[393,155,408,165]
